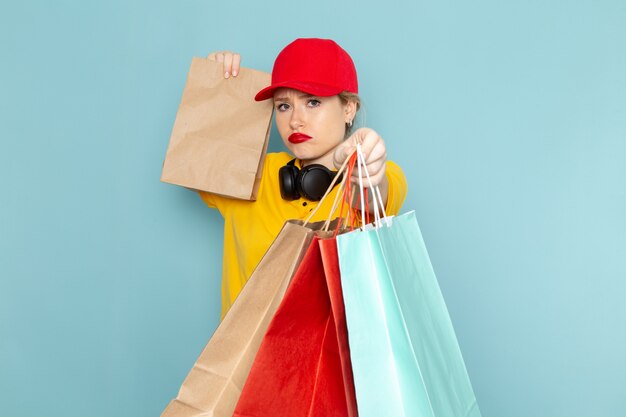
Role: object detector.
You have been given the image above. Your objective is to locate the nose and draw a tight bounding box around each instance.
[289,105,304,131]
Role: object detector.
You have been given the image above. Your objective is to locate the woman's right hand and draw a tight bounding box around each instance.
[207,51,241,79]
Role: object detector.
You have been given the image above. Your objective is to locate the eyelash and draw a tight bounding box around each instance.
[275,99,322,112]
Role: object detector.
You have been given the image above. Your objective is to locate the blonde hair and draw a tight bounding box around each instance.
[338,91,362,136]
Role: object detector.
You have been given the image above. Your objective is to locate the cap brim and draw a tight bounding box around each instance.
[254,81,344,101]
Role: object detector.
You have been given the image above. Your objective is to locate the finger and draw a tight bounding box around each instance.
[366,159,387,177]
[351,138,385,180]
[358,130,381,160]
[343,142,358,160]
[215,52,225,63]
[350,128,367,146]
[342,130,365,155]
[232,53,241,76]
[223,53,233,78]
[364,140,386,164]
[333,141,355,169]
[207,52,217,60]
[351,159,385,181]
[351,162,386,188]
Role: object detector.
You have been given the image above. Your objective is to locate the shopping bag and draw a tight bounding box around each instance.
[161,219,323,417]
[319,237,358,417]
[337,211,482,417]
[161,57,273,200]
[232,234,358,417]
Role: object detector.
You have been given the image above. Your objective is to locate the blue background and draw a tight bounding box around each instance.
[1,1,625,416]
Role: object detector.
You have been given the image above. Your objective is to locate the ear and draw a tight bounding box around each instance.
[343,99,357,124]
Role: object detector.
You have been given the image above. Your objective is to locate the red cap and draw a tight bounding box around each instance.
[254,38,358,101]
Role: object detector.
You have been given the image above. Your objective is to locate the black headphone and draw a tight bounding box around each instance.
[279,159,342,201]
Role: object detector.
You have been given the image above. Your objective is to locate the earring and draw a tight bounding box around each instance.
[347,119,353,127]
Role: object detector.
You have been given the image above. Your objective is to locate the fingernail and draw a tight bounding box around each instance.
[232,70,238,77]
[224,72,230,79]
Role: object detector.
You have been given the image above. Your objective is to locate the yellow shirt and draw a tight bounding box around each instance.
[199,152,408,319]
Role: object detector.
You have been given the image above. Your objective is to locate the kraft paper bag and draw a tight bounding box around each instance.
[161,219,336,417]
[161,57,273,200]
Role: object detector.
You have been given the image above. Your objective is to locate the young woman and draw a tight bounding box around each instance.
[202,38,407,318]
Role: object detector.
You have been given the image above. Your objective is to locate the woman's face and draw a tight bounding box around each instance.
[273,88,355,166]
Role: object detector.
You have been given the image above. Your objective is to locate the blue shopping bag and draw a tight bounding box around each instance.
[337,211,481,417]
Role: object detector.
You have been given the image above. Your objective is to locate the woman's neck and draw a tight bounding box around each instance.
[300,147,336,170]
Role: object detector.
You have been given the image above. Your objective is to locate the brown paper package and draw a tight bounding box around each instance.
[161,57,273,200]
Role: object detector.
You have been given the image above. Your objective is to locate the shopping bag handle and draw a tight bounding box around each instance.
[303,145,391,231]
[355,143,391,228]
[323,152,357,232]
[303,151,356,228]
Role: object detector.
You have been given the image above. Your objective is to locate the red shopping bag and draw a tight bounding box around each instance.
[318,237,358,417]
[232,235,357,417]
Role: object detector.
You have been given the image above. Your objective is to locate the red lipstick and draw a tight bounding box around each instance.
[288,133,312,144]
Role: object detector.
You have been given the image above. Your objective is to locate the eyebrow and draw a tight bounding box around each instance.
[273,93,316,102]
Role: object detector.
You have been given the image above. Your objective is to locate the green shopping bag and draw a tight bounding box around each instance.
[336,145,481,417]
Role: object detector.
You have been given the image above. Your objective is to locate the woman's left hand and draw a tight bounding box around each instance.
[333,128,388,187]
